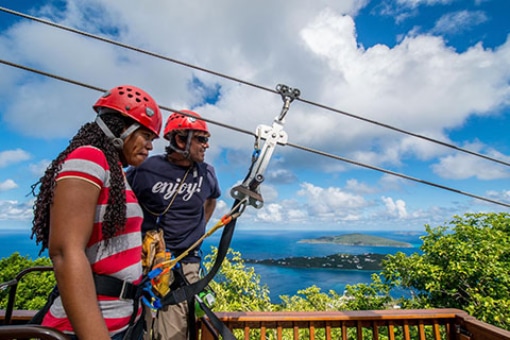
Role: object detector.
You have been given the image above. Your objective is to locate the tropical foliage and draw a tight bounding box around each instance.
[0,253,54,310]
[381,212,510,330]
[1,212,509,331]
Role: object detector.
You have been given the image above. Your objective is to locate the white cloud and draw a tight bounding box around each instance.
[28,159,52,177]
[396,0,453,9]
[431,142,510,180]
[345,179,377,194]
[0,200,33,221]
[0,0,509,231]
[379,174,408,191]
[485,190,510,204]
[298,182,368,218]
[211,199,229,222]
[382,196,408,218]
[0,149,31,168]
[293,9,510,169]
[260,185,278,203]
[0,179,18,192]
[432,10,488,36]
[286,207,309,222]
[2,2,509,173]
[256,203,284,222]
[266,169,298,184]
[377,0,454,23]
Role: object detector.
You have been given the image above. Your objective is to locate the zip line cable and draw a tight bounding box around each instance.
[0,58,256,138]
[1,5,510,169]
[288,142,510,208]
[0,6,272,95]
[1,57,510,209]
[297,97,510,168]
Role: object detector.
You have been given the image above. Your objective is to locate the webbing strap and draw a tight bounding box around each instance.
[159,200,239,307]
[198,298,236,340]
[93,274,138,300]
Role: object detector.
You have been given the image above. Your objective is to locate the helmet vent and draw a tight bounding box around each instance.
[93,85,162,136]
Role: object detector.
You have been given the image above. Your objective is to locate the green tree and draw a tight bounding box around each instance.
[381,212,510,330]
[203,247,274,312]
[3,212,510,333]
[342,273,397,310]
[278,285,345,311]
[0,253,55,310]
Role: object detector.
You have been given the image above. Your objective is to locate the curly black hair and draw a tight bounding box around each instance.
[31,112,135,254]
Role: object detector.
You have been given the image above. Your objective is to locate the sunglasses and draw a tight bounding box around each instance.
[194,135,209,144]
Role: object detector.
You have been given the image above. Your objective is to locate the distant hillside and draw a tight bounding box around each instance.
[299,233,412,248]
[246,253,385,270]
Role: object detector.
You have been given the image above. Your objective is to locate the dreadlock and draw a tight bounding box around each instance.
[31,112,134,254]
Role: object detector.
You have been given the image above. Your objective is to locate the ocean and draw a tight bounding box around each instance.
[0,228,424,302]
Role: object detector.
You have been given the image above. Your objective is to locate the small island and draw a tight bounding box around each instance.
[299,233,412,248]
[246,253,386,271]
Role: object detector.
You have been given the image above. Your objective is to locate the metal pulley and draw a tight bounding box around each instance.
[230,84,300,209]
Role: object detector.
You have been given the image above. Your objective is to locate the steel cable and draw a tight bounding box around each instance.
[1,6,510,168]
[1,58,509,208]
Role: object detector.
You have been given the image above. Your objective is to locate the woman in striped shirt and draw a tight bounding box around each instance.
[31,85,162,340]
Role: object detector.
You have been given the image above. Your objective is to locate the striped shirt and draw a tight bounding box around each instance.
[42,146,143,336]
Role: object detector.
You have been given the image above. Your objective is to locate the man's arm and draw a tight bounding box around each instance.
[203,198,217,224]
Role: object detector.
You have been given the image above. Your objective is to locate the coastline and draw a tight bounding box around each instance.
[298,233,413,248]
[245,253,385,271]
[1,228,424,301]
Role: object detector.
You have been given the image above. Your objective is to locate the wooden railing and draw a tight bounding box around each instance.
[3,268,510,339]
[2,266,510,340]
[0,324,68,340]
[2,308,510,339]
[198,309,510,340]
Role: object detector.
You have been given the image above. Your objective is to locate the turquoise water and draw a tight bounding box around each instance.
[202,228,424,300]
[0,228,424,302]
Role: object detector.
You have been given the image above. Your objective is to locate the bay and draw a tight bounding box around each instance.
[0,228,424,302]
[204,228,424,301]
[0,229,48,259]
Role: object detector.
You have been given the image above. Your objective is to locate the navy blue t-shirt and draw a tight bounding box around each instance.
[126,154,221,262]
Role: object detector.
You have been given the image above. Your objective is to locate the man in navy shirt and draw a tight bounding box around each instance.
[127,110,221,340]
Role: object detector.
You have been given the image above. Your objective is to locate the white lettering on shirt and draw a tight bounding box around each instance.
[151,176,204,201]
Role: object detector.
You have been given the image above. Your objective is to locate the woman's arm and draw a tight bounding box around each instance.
[48,178,111,340]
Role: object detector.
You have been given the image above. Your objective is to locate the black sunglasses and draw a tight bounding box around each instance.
[194,135,209,144]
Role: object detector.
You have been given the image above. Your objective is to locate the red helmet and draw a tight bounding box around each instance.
[93,85,162,136]
[163,110,209,140]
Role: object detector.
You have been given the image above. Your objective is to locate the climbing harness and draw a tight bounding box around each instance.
[13,84,300,340]
[1,83,301,340]
[139,166,193,299]
[141,201,245,310]
[140,84,301,339]
[139,84,300,339]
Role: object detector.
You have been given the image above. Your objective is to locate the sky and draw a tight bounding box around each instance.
[0,0,510,235]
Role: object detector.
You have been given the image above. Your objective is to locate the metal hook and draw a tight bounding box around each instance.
[276,84,301,122]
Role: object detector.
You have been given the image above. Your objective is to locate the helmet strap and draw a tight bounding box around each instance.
[168,131,192,159]
[183,131,193,159]
[96,116,139,151]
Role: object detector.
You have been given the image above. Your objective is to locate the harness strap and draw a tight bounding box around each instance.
[159,203,238,306]
[93,274,139,300]
[198,298,236,340]
[93,273,147,339]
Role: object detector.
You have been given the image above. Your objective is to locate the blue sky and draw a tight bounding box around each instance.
[0,0,510,234]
